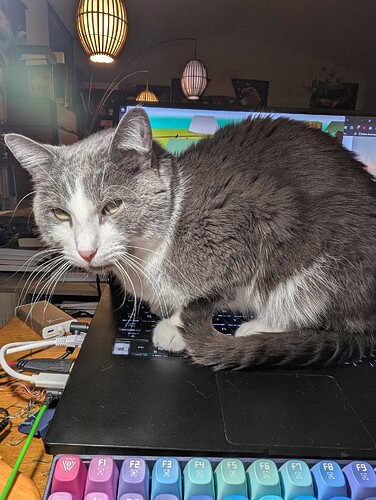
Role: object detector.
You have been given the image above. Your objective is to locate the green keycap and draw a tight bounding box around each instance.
[214,459,247,500]
[184,458,215,500]
[246,460,281,500]
[279,460,314,500]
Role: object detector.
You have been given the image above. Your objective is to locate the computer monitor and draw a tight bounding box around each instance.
[118,105,376,177]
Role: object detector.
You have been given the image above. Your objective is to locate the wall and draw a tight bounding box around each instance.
[21,0,375,112]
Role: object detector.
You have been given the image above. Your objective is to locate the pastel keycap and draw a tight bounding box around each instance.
[118,457,150,500]
[83,455,119,498]
[223,495,249,500]
[47,494,75,500]
[85,494,109,500]
[119,494,145,500]
[155,495,180,500]
[214,459,247,500]
[51,455,87,499]
[311,461,347,500]
[183,458,215,500]
[258,496,284,500]
[151,457,182,500]
[279,460,314,500]
[246,459,281,500]
[343,462,376,500]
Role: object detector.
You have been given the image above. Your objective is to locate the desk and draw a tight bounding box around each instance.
[0,316,76,497]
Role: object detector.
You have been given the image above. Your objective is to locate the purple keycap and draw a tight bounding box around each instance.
[119,495,144,500]
[84,456,119,498]
[48,494,76,500]
[84,494,110,500]
[343,462,376,500]
[118,457,150,499]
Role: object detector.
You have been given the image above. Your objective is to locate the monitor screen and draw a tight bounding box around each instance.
[119,105,376,177]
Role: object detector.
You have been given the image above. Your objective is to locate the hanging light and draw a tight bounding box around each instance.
[181,59,208,100]
[136,83,159,103]
[76,0,128,64]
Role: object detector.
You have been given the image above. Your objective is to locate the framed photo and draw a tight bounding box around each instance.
[310,81,358,110]
[232,79,269,108]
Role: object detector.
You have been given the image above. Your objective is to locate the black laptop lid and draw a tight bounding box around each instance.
[44,285,376,458]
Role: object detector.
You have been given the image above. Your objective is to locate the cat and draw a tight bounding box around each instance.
[4,107,376,370]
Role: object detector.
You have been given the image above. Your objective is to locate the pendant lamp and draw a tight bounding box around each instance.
[136,82,159,103]
[76,0,128,64]
[181,59,208,100]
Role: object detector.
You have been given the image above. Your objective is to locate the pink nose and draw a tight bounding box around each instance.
[78,250,97,263]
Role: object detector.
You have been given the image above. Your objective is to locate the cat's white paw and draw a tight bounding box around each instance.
[153,313,186,352]
[235,319,282,337]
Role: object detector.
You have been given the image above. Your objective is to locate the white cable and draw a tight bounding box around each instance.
[0,334,86,389]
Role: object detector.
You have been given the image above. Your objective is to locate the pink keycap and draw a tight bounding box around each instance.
[51,455,87,499]
[48,493,76,500]
[84,494,110,500]
[84,456,119,498]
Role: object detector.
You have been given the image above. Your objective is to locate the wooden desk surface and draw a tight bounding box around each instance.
[0,317,78,497]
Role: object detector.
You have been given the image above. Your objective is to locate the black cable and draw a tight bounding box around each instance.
[0,408,9,434]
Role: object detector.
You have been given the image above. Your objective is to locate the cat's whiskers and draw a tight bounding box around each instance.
[6,191,36,224]
[20,254,68,304]
[113,261,142,325]
[28,260,71,308]
[119,253,169,318]
[127,244,204,295]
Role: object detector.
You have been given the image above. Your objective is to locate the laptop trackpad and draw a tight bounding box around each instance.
[216,372,373,454]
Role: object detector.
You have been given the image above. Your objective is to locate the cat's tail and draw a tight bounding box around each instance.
[180,298,376,370]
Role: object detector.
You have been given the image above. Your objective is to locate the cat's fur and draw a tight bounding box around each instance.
[4,108,376,369]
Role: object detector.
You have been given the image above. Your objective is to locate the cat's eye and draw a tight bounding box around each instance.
[102,199,123,215]
[52,208,71,221]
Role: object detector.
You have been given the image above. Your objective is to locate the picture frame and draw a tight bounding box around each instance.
[310,81,358,110]
[231,79,269,108]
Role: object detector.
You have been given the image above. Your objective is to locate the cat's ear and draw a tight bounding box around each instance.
[4,133,56,180]
[111,107,152,155]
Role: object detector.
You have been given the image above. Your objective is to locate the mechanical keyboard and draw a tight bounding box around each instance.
[43,455,376,500]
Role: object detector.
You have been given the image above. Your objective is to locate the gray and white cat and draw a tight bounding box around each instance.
[4,107,376,369]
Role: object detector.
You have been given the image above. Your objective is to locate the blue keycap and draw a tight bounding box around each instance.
[151,458,182,500]
[279,460,314,500]
[328,497,351,500]
[246,459,281,500]
[224,495,249,500]
[258,496,284,500]
[183,458,215,500]
[214,459,247,500]
[311,461,347,500]
[342,462,376,500]
[294,497,317,500]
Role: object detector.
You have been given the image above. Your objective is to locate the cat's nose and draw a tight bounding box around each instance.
[78,249,97,263]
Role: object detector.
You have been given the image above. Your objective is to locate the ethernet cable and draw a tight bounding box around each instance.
[0,334,86,390]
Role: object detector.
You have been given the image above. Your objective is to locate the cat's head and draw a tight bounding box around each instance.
[4,107,174,273]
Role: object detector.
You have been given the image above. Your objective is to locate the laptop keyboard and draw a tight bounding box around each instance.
[113,298,376,367]
[44,454,376,499]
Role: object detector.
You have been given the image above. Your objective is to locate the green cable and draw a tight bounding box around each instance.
[0,403,48,500]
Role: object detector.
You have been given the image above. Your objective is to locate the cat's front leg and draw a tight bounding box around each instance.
[153,311,186,352]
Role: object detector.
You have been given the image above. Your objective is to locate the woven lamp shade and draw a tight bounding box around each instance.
[77,0,128,63]
[181,59,208,100]
[135,89,159,103]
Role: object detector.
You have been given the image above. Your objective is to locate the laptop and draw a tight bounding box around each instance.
[44,105,376,459]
